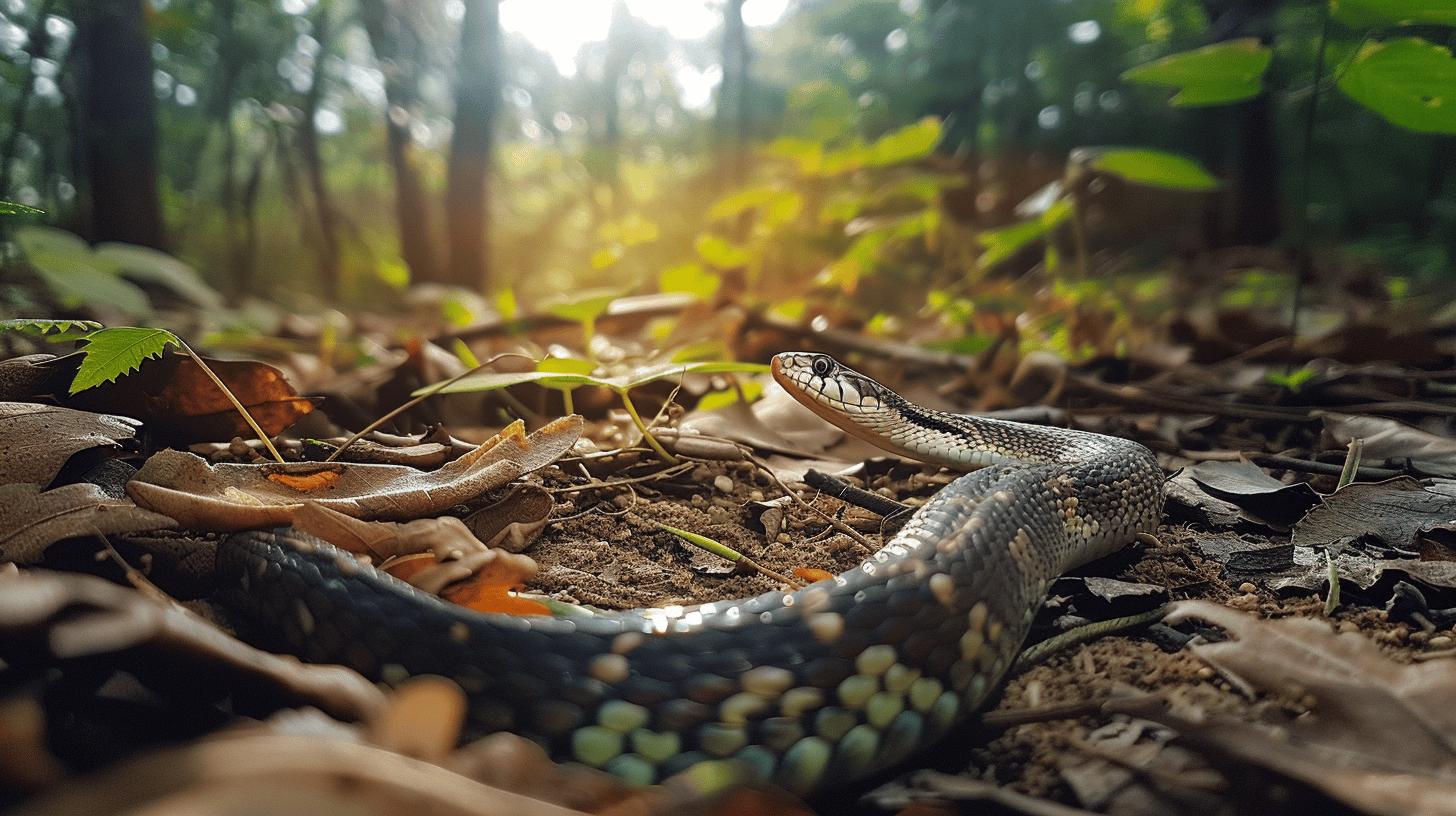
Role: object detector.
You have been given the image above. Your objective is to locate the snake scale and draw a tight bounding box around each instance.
[210,351,1164,797]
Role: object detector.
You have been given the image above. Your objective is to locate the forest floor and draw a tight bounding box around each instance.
[4,298,1456,816]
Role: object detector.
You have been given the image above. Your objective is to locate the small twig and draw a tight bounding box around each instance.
[1323,549,1341,616]
[651,522,802,589]
[803,469,911,518]
[978,696,1117,731]
[179,340,284,463]
[746,454,875,553]
[548,463,694,495]
[324,352,536,463]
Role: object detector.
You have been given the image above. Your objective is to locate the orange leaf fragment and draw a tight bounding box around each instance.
[793,567,835,584]
[382,552,551,616]
[266,468,344,491]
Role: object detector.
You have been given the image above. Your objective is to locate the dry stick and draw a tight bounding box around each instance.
[323,351,537,464]
[178,340,286,464]
[978,696,1119,731]
[745,453,876,553]
[548,462,694,495]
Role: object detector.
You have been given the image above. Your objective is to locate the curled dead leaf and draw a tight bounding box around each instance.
[127,416,583,530]
[0,402,140,487]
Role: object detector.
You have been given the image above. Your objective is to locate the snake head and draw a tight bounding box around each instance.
[771,352,898,416]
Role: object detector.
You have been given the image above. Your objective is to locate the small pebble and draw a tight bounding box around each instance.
[1429,635,1453,649]
[1238,582,1257,594]
[776,533,791,545]
[1195,666,1215,681]
[714,475,735,493]
[690,494,706,508]
[749,490,765,502]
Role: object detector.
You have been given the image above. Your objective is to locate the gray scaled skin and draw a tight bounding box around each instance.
[210,351,1164,799]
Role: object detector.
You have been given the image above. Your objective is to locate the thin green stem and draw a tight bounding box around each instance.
[178,340,285,464]
[652,522,802,589]
[618,388,679,464]
[562,387,574,416]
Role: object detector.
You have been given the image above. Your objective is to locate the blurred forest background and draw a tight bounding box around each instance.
[1,0,1453,359]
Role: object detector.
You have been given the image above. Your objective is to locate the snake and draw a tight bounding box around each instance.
[208,351,1164,798]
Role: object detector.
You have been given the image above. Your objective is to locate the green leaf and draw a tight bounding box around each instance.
[1267,366,1318,392]
[865,117,942,166]
[607,361,770,391]
[1338,38,1456,135]
[0,200,43,216]
[544,287,624,325]
[13,226,151,316]
[416,360,769,397]
[1080,148,1221,191]
[694,235,751,269]
[708,186,804,227]
[494,288,519,321]
[976,200,1072,270]
[1331,0,1456,28]
[71,327,180,394]
[1122,39,1272,106]
[658,263,721,300]
[537,356,597,375]
[0,318,104,335]
[94,242,223,309]
[697,380,764,412]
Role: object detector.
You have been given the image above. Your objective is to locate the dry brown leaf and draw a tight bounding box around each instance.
[0,402,140,487]
[1125,600,1456,816]
[127,416,583,531]
[0,569,384,723]
[367,676,467,761]
[0,483,176,563]
[463,484,554,553]
[65,352,315,443]
[1324,413,1456,477]
[10,731,591,816]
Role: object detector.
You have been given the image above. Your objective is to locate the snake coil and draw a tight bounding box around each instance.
[213,352,1163,797]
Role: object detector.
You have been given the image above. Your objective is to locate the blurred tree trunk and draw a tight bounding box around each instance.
[717,0,748,187]
[445,0,500,292]
[0,0,55,197]
[359,0,442,285]
[300,0,343,298]
[72,0,165,249]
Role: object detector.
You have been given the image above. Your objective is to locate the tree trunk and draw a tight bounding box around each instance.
[445,0,500,291]
[716,0,748,187]
[359,0,442,285]
[72,0,165,248]
[300,0,343,298]
[0,0,55,197]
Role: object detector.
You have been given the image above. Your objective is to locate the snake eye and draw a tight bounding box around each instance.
[811,357,833,377]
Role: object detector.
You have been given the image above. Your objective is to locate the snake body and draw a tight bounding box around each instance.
[212,352,1163,797]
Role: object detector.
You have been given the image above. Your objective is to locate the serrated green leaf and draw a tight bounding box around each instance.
[1338,38,1456,135]
[71,327,180,394]
[1081,148,1221,191]
[1122,39,1271,107]
[0,200,43,216]
[1331,0,1456,27]
[0,318,104,335]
